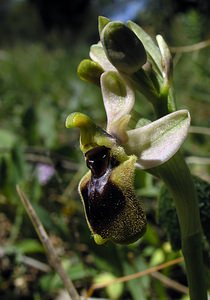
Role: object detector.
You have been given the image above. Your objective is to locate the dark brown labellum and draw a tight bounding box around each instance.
[83,146,123,233]
[80,147,147,244]
[82,177,126,234]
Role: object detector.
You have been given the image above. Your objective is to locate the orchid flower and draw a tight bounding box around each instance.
[66,69,190,245]
[77,19,190,169]
[65,17,208,300]
[66,17,191,246]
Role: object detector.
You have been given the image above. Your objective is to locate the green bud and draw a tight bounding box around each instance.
[77,59,104,86]
[79,145,147,244]
[101,21,147,74]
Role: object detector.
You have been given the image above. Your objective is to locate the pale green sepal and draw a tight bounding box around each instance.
[101,71,135,143]
[127,21,162,74]
[135,118,151,128]
[126,110,191,169]
[98,16,110,36]
[65,112,116,153]
[156,34,173,82]
[90,43,116,72]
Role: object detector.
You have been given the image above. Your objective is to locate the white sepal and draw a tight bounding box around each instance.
[101,71,135,143]
[126,110,191,169]
[90,42,116,71]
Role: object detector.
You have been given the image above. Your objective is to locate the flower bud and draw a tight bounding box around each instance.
[77,59,104,86]
[101,21,147,74]
[79,145,147,244]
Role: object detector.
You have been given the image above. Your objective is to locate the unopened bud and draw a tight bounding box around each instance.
[101,21,147,74]
[77,59,104,86]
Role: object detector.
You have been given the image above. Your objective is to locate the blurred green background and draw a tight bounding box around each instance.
[0,1,210,299]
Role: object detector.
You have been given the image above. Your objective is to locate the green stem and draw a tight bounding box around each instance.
[153,151,207,300]
[126,70,176,118]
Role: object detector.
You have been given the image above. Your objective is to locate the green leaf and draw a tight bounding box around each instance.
[123,260,148,300]
[15,239,43,254]
[94,273,124,300]
[40,260,96,292]
[0,129,16,148]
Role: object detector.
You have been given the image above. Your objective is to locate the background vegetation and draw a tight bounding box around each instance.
[0,0,210,299]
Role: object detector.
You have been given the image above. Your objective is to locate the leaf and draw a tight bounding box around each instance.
[123,260,148,300]
[40,260,96,292]
[15,239,44,254]
[0,129,16,148]
[94,273,124,300]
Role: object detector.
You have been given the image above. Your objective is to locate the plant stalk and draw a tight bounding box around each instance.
[153,151,207,300]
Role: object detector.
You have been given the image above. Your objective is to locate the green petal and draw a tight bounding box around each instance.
[126,110,191,169]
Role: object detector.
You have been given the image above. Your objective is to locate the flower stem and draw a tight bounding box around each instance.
[153,151,207,300]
